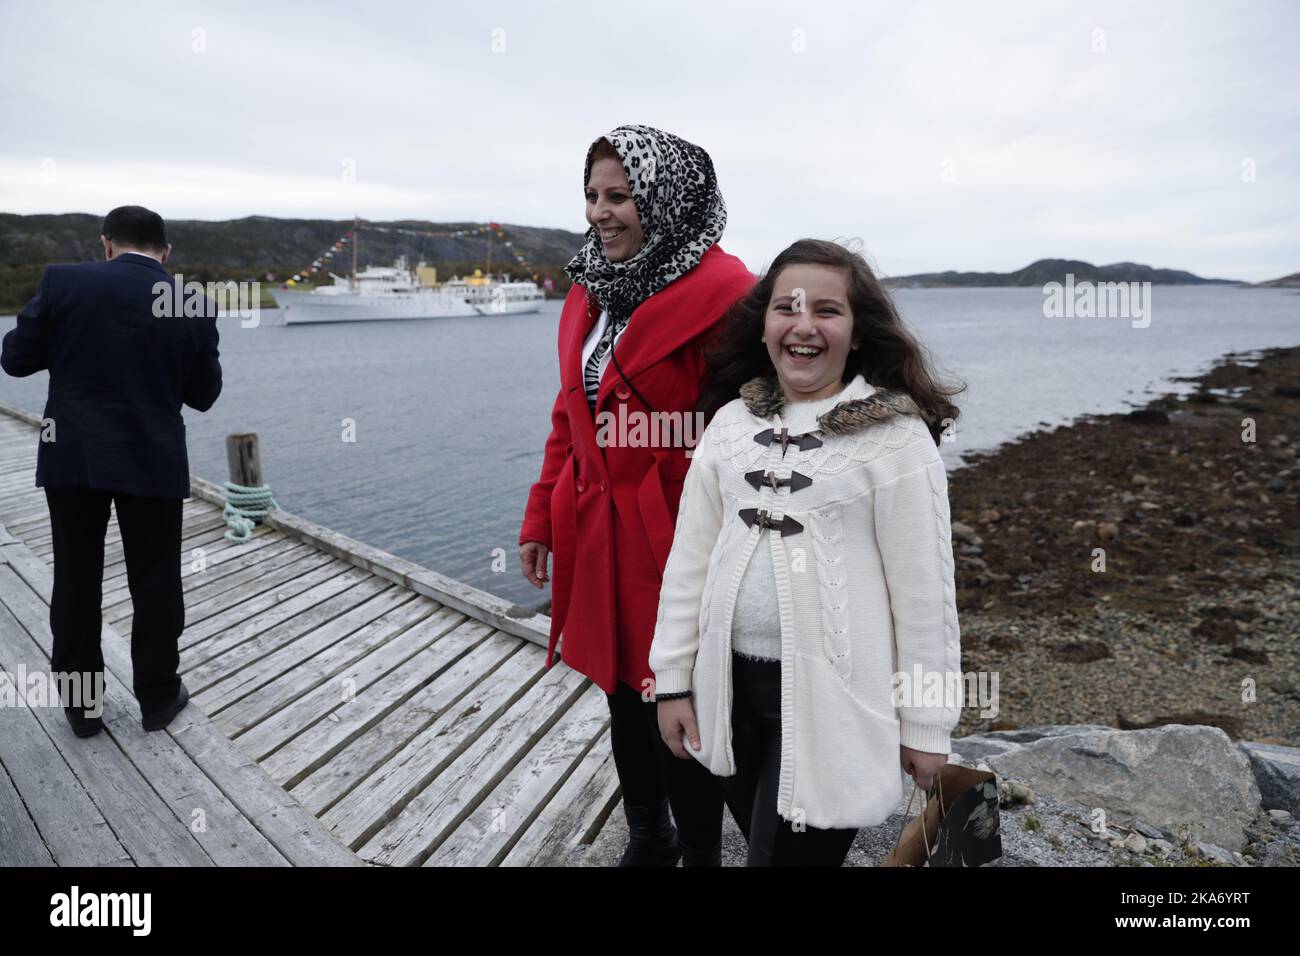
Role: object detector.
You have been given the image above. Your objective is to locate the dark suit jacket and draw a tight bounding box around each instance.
[1,252,222,499]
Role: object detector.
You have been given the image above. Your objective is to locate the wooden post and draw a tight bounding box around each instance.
[226,433,262,488]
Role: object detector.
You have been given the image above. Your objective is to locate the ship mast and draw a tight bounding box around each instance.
[351,214,359,291]
[485,224,493,280]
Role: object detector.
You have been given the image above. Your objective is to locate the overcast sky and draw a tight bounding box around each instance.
[1,0,1296,280]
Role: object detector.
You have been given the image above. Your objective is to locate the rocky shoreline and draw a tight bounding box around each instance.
[578,722,1299,867]
[948,344,1300,749]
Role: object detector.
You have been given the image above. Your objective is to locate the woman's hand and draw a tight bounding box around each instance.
[900,746,948,792]
[657,696,701,759]
[519,541,550,588]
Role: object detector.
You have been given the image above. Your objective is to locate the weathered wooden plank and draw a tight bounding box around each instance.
[13,508,216,565]
[0,464,37,483]
[291,633,529,818]
[0,562,291,867]
[308,637,540,837]
[100,524,276,598]
[0,436,37,455]
[1,535,361,866]
[500,729,620,867]
[102,535,304,615]
[0,406,612,867]
[29,514,227,569]
[0,494,54,528]
[179,563,369,669]
[200,587,418,733]
[0,443,37,462]
[0,427,37,446]
[254,610,479,782]
[177,554,349,652]
[16,497,212,547]
[0,459,41,481]
[33,510,225,564]
[0,565,215,866]
[428,684,610,866]
[0,445,39,466]
[0,402,44,427]
[354,657,593,866]
[190,577,396,709]
[214,594,436,740]
[187,475,551,649]
[0,742,58,865]
[115,539,322,631]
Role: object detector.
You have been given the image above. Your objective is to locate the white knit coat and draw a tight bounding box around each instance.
[648,373,963,829]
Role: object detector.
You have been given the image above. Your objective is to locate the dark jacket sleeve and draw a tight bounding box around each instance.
[183,314,223,412]
[1,268,52,377]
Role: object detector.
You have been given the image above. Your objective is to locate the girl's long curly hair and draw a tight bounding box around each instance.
[697,238,966,446]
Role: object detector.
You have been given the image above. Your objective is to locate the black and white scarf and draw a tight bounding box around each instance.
[566,124,728,408]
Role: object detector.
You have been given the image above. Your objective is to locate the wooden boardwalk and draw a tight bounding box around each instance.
[0,404,621,866]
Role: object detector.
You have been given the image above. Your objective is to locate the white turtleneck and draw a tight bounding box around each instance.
[730,380,852,662]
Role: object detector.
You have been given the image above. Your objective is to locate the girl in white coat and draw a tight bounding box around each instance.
[650,238,967,866]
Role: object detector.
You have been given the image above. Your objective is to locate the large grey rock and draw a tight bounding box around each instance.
[952,725,1116,763]
[981,724,1261,851]
[1238,742,1300,816]
[571,724,1296,866]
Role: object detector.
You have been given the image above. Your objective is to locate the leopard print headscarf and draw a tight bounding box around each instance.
[564,124,728,336]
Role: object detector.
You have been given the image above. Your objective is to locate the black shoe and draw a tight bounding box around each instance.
[64,706,104,738]
[142,681,189,731]
[680,838,722,867]
[618,797,681,867]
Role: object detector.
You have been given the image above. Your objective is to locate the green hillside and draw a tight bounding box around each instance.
[0,213,588,312]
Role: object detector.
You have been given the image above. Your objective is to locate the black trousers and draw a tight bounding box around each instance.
[45,486,184,717]
[605,678,724,851]
[721,651,859,866]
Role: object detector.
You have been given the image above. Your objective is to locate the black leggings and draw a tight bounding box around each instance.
[606,679,723,851]
[721,651,859,866]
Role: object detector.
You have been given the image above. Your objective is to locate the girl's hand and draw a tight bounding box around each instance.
[657,696,701,759]
[900,745,948,792]
[519,541,549,588]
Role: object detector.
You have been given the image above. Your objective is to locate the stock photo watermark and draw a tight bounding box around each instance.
[0,665,104,716]
[153,275,261,327]
[1042,273,1152,328]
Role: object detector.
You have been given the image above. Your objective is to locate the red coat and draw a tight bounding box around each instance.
[519,244,756,695]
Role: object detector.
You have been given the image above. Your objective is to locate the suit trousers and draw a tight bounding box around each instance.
[721,651,860,866]
[44,486,184,717]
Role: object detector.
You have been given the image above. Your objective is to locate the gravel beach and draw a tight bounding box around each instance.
[948,343,1300,748]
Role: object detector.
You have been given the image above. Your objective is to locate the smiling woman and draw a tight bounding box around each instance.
[517,124,755,867]
[584,139,645,263]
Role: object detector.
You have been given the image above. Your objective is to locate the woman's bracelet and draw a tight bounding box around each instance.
[655,690,692,701]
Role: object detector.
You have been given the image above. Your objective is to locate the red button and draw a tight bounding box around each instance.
[576,477,587,492]
[615,384,631,400]
[599,482,607,493]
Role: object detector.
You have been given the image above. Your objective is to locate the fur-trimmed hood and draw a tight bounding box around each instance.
[738,374,925,436]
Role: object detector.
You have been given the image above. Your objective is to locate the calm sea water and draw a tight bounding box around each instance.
[2,286,1297,606]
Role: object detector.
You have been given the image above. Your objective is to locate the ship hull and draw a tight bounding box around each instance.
[275,289,542,324]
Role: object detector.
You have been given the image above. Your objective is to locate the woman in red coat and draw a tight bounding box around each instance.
[519,124,755,866]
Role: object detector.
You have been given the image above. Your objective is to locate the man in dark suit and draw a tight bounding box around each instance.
[1,205,222,737]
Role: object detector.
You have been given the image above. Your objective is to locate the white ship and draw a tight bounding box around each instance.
[276,255,545,324]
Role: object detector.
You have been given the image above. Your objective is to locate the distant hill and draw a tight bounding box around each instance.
[0,213,588,311]
[884,258,1243,288]
[1252,272,1300,288]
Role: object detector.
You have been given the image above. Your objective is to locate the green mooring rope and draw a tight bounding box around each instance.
[223,481,279,543]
